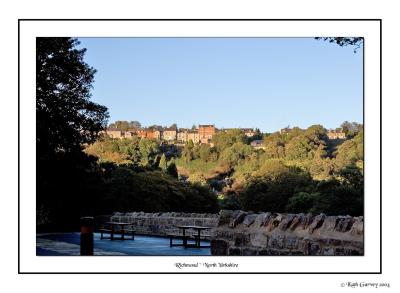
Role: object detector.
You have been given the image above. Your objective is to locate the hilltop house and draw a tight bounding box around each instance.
[163,128,177,141]
[198,124,216,144]
[327,131,346,140]
[250,139,265,150]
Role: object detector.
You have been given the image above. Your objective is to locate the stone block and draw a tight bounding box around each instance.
[266,214,282,231]
[258,249,279,256]
[218,210,233,226]
[335,216,355,232]
[285,236,298,250]
[229,211,248,228]
[210,239,229,256]
[278,214,295,230]
[242,248,258,256]
[322,247,334,256]
[278,250,292,256]
[269,234,285,249]
[234,233,250,246]
[334,247,362,256]
[254,212,271,227]
[307,242,321,255]
[250,232,268,247]
[243,214,258,227]
[228,247,242,256]
[308,214,326,234]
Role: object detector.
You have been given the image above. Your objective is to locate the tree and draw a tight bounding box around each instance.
[182,140,195,163]
[212,129,247,153]
[315,37,363,53]
[340,121,362,138]
[129,121,141,129]
[334,129,363,170]
[285,125,327,160]
[159,154,168,171]
[36,38,109,230]
[37,38,109,158]
[239,161,311,212]
[166,160,179,178]
[263,132,285,159]
[286,192,320,213]
[139,138,160,167]
[198,144,212,162]
[220,142,253,168]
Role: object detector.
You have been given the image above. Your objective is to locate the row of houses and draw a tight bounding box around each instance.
[104,125,257,144]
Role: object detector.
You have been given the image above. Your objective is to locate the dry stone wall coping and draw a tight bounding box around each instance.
[211,210,364,256]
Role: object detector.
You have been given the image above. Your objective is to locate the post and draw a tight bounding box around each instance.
[80,216,94,255]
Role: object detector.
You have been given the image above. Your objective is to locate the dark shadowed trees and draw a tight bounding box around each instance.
[37,38,109,158]
[315,37,364,53]
[37,38,109,230]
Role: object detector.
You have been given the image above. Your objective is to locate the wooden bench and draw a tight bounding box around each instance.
[99,224,135,240]
[100,228,112,240]
[191,234,211,248]
[124,228,135,240]
[168,234,191,247]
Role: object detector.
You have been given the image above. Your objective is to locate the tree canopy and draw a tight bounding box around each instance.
[37,38,109,158]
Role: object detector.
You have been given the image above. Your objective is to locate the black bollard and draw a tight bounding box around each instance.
[80,216,94,255]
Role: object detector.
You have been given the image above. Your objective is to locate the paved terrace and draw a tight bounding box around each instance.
[36,233,211,256]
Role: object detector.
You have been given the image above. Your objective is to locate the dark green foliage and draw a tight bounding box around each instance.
[285,125,327,160]
[286,192,320,214]
[263,133,285,158]
[239,162,312,212]
[36,38,109,231]
[36,38,109,158]
[219,193,241,210]
[166,160,179,179]
[220,142,253,168]
[99,166,218,213]
[212,129,247,153]
[340,121,363,138]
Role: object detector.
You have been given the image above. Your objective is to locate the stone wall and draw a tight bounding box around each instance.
[108,212,219,237]
[211,210,364,256]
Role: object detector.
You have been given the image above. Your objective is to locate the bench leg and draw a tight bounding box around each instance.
[170,236,173,247]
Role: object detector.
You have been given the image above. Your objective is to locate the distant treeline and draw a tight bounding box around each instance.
[86,123,363,217]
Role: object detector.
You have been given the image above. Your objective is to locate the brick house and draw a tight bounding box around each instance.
[198,124,216,144]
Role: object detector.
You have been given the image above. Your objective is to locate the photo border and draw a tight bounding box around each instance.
[18,18,382,274]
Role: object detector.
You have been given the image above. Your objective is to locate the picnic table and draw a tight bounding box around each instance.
[100,222,135,240]
[169,225,212,248]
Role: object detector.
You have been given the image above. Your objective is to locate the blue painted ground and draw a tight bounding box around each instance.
[37,233,211,256]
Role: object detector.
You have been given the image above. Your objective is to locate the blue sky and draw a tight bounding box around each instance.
[78,38,363,133]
